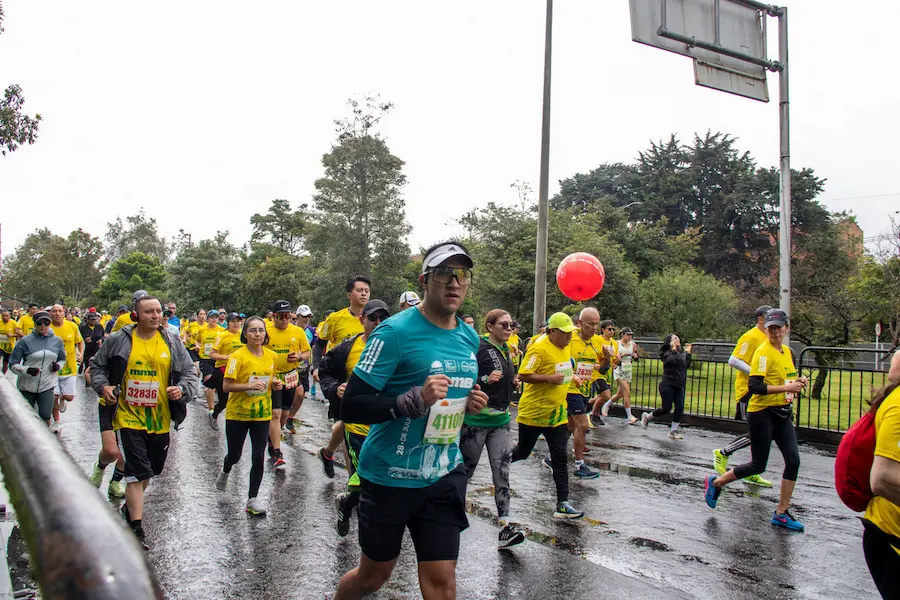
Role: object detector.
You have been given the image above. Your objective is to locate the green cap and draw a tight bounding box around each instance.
[547,312,576,333]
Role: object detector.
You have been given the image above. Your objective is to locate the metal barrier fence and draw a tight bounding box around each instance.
[624,340,895,436]
[796,346,895,433]
[0,377,163,599]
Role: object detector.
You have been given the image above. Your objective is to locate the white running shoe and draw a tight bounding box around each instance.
[49,421,61,434]
[215,470,229,491]
[58,400,67,413]
[640,412,650,430]
[246,497,267,516]
[668,430,684,440]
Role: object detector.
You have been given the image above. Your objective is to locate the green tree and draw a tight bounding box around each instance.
[249,198,310,259]
[165,232,244,311]
[239,254,317,316]
[637,266,740,340]
[0,4,42,156]
[103,209,170,264]
[93,251,167,310]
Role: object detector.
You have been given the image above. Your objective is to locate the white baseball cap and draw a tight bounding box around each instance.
[295,304,313,317]
[399,291,421,306]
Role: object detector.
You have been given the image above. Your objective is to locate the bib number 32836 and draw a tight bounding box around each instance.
[125,379,160,407]
[423,398,466,445]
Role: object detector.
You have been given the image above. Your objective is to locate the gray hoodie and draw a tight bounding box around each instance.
[9,331,67,393]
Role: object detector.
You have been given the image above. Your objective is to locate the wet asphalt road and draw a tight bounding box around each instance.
[0,374,880,599]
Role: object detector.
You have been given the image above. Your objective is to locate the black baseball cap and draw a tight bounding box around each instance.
[621,327,634,335]
[33,311,51,324]
[116,304,129,313]
[226,312,242,322]
[755,304,773,318]
[271,300,293,313]
[764,308,788,327]
[362,299,390,318]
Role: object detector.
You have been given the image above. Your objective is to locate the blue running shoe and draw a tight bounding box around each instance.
[704,474,721,509]
[771,510,804,531]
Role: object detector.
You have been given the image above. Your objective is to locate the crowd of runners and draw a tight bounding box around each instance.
[2,239,900,599]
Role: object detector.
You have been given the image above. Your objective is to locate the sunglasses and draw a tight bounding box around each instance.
[275,312,292,319]
[428,267,473,285]
[492,321,513,330]
[36,319,51,326]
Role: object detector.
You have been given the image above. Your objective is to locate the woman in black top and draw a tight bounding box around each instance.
[641,333,692,439]
[459,308,524,549]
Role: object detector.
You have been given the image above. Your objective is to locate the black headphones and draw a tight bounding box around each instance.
[240,318,269,346]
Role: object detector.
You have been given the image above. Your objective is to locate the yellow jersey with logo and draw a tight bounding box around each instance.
[114,331,172,433]
[50,320,83,377]
[732,326,767,403]
[344,335,370,437]
[865,385,900,555]
[213,330,244,368]
[197,324,221,360]
[593,335,618,382]
[748,341,797,412]
[111,313,133,333]
[184,321,201,350]
[568,332,601,397]
[319,307,364,352]
[0,319,19,353]
[18,314,35,336]
[516,334,572,428]
[265,323,311,378]
[224,346,277,422]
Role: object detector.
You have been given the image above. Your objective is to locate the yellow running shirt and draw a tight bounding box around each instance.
[568,332,602,397]
[18,314,35,336]
[100,314,112,328]
[516,334,572,428]
[865,385,900,555]
[197,324,221,360]
[319,307,364,352]
[508,333,521,366]
[111,313,132,332]
[731,326,768,403]
[265,323,311,384]
[184,321,201,350]
[213,330,244,368]
[0,318,19,353]
[50,320,83,377]
[593,335,618,383]
[224,346,277,421]
[344,335,370,437]
[748,340,797,412]
[114,331,172,433]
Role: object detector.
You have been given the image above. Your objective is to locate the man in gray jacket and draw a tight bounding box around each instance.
[90,295,198,549]
[9,310,66,426]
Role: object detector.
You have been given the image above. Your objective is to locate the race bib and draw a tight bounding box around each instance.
[556,362,574,384]
[0,334,8,344]
[785,379,796,403]
[279,369,299,389]
[247,375,271,396]
[575,361,594,379]
[125,379,160,407]
[204,343,213,356]
[423,398,466,445]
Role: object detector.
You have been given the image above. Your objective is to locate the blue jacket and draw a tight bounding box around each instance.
[9,331,67,393]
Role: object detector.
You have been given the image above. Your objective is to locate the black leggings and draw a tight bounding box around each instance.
[732,407,800,481]
[863,520,900,599]
[511,423,569,504]
[653,381,685,423]
[223,420,269,499]
[21,389,54,421]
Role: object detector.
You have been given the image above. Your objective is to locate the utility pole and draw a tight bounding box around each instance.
[533,0,553,334]
[776,6,791,341]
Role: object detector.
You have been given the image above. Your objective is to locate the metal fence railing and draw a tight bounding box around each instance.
[0,377,163,599]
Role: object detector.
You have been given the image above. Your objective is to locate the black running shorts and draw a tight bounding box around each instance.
[591,379,611,396]
[188,348,200,362]
[271,386,295,411]
[357,465,468,563]
[204,366,224,390]
[117,429,170,483]
[566,393,588,415]
[199,359,216,380]
[98,400,116,432]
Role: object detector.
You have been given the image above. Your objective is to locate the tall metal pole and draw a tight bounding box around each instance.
[777,7,791,340]
[533,0,553,334]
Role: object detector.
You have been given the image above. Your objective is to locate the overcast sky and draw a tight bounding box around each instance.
[1,0,897,260]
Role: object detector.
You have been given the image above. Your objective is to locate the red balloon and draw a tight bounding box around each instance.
[556,253,605,301]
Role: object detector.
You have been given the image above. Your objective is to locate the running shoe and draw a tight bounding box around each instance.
[49,421,61,434]
[285,419,297,434]
[586,417,596,429]
[207,410,219,431]
[744,474,774,488]
[132,525,149,550]
[318,447,336,479]
[582,446,592,455]
[89,464,104,487]
[246,497,267,516]
[215,470,229,491]
[108,479,126,498]
[600,402,610,417]
[704,474,721,509]
[498,524,526,549]
[554,501,584,519]
[589,414,605,427]
[58,400,67,413]
[542,454,553,471]
[336,493,352,537]
[273,456,286,470]
[668,430,684,440]
[771,510,804,532]
[573,464,600,479]
[120,502,131,523]
[640,412,650,429]
[627,416,639,425]
[712,449,729,475]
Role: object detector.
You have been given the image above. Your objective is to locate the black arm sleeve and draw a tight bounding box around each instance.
[340,373,402,425]
[748,375,767,395]
[312,339,327,370]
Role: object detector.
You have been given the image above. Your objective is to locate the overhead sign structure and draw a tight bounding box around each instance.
[629,0,792,336]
